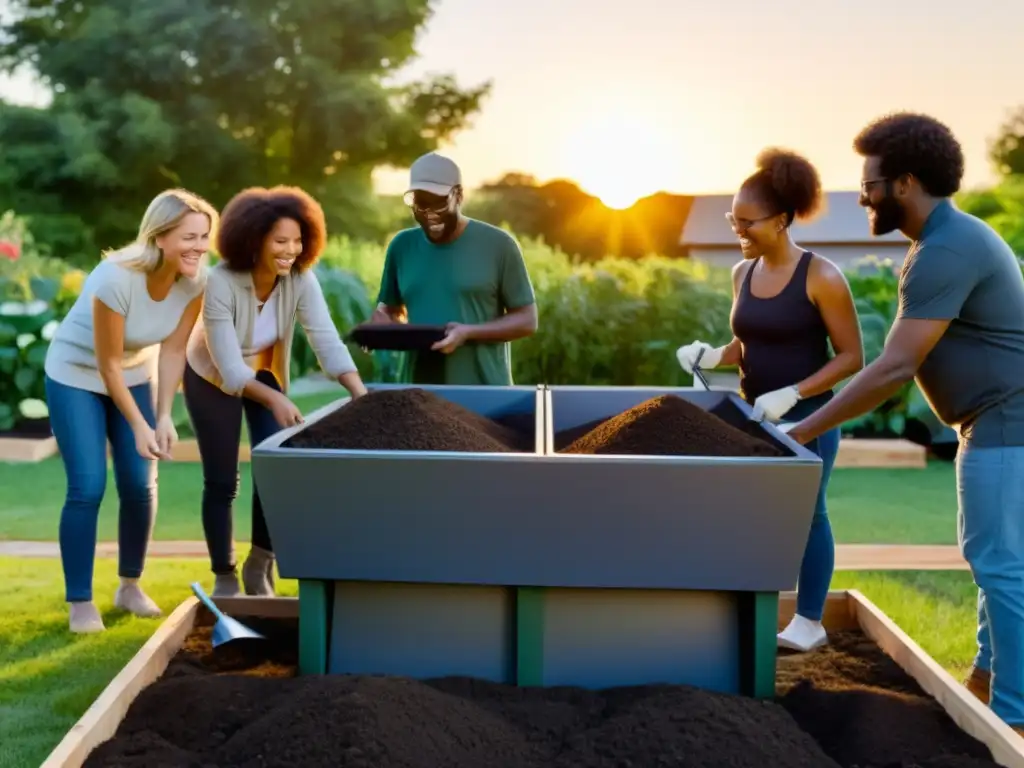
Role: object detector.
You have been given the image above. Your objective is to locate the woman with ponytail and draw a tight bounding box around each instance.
[44,188,218,633]
[675,149,864,651]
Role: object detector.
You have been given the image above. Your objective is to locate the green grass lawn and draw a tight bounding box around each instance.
[0,457,961,544]
[0,557,981,768]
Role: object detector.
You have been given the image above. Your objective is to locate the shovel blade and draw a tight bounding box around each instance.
[211,613,265,648]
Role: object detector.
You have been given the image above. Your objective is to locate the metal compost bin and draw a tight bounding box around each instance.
[251,383,822,698]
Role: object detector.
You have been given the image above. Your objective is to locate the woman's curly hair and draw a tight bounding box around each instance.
[216,185,327,273]
[853,112,964,198]
[740,147,825,226]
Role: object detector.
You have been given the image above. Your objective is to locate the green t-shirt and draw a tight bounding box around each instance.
[376,219,536,385]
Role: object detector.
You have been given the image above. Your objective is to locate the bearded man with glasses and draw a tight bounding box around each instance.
[787,112,1024,735]
[369,152,538,385]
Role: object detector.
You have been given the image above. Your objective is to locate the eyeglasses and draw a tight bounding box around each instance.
[725,212,776,233]
[860,177,890,194]
[403,188,458,214]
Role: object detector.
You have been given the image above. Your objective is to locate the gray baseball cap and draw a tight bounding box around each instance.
[407,152,462,196]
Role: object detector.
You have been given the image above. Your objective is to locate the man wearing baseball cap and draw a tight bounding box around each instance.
[370,152,538,385]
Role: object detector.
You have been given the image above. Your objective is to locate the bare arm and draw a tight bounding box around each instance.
[156,294,202,422]
[463,303,538,343]
[792,258,864,398]
[790,317,948,443]
[791,242,975,444]
[93,297,149,430]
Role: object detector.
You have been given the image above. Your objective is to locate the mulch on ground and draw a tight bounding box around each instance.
[84,620,999,768]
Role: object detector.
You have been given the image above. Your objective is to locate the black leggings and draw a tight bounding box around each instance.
[183,363,283,574]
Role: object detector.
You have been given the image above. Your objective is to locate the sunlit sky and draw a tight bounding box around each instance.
[2,0,1020,208]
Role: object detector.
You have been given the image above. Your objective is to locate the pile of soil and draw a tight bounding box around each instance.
[84,620,1000,768]
[776,631,997,768]
[557,394,784,458]
[284,388,535,453]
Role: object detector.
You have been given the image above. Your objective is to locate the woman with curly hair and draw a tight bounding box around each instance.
[184,186,368,597]
[675,149,864,652]
[44,188,217,633]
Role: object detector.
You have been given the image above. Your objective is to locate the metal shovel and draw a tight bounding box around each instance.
[190,582,265,648]
[691,347,711,391]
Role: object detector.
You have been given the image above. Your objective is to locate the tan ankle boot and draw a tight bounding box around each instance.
[241,546,275,596]
[114,580,162,618]
[212,572,242,597]
[964,665,991,704]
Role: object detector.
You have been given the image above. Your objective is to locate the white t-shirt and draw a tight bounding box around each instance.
[44,259,203,394]
[250,290,280,354]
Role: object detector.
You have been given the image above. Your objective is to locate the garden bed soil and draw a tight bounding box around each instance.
[83,616,999,768]
[555,394,784,457]
[282,388,536,453]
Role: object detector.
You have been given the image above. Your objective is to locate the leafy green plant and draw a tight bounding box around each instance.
[0,299,57,431]
[839,255,936,437]
[289,263,406,384]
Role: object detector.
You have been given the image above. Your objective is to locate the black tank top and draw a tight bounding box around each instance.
[730,251,833,408]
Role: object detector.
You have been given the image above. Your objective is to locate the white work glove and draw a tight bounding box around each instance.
[675,340,722,374]
[750,386,801,423]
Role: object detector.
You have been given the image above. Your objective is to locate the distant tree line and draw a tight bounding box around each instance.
[462,173,693,262]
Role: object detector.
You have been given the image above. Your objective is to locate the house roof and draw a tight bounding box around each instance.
[679,190,909,246]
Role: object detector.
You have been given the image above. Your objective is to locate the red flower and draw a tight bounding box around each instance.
[0,240,20,261]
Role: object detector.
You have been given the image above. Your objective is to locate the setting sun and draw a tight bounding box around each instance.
[561,112,678,209]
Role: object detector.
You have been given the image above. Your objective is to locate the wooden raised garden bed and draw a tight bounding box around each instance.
[41,590,1024,768]
[834,437,926,468]
[0,417,58,462]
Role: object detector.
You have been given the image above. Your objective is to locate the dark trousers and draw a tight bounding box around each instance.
[183,362,283,574]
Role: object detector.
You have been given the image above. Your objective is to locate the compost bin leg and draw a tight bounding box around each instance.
[738,591,779,698]
[299,579,333,675]
[515,587,545,686]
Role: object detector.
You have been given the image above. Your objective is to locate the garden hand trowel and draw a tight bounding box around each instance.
[190,582,264,648]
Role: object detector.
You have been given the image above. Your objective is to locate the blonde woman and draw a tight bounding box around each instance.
[185,185,367,597]
[43,188,218,633]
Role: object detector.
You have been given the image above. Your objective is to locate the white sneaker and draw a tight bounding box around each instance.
[68,601,105,634]
[114,581,163,618]
[777,614,828,652]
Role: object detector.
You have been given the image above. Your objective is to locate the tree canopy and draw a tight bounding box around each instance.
[0,0,490,262]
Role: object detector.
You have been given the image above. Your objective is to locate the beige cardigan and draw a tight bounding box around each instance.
[186,262,357,396]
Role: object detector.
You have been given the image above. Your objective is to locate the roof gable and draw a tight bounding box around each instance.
[679,190,909,246]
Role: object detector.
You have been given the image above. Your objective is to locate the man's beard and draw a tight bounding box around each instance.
[867,194,905,236]
[415,211,459,242]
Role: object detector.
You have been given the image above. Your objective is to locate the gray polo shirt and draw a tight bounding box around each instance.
[897,199,1024,446]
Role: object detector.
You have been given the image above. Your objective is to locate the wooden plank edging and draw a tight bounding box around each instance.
[44,591,1020,767]
[847,588,1024,767]
[0,435,58,463]
[40,597,201,768]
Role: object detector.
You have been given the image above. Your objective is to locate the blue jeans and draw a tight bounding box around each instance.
[45,375,158,603]
[785,397,841,622]
[957,442,1024,726]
